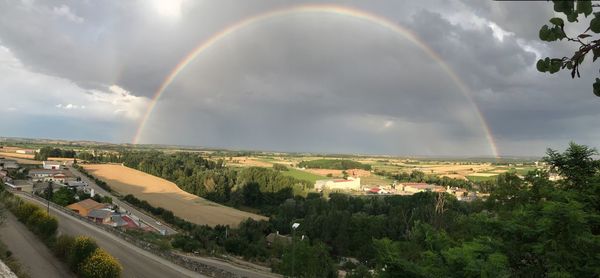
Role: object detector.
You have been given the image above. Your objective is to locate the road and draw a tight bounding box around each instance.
[68,165,178,235]
[0,211,74,278]
[17,193,279,278]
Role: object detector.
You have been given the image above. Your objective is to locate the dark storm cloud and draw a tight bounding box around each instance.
[1,0,599,156]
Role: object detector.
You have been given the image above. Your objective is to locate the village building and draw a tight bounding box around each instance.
[67,198,107,217]
[400,183,446,194]
[42,161,62,170]
[446,186,469,200]
[0,159,19,170]
[265,231,293,247]
[29,169,73,183]
[314,177,361,191]
[4,180,33,192]
[87,209,113,224]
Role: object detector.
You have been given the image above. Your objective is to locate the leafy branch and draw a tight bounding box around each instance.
[536,0,600,96]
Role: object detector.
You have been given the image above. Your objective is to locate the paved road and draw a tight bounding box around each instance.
[17,193,202,278]
[18,193,279,278]
[0,211,74,278]
[68,165,178,235]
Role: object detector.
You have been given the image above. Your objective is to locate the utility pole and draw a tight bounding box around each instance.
[291,222,300,277]
[46,181,53,214]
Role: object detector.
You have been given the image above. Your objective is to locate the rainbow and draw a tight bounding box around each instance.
[132,4,499,157]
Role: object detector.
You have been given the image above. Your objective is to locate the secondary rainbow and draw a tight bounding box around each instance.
[133,4,500,157]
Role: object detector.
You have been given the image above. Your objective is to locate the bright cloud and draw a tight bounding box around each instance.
[52,5,84,23]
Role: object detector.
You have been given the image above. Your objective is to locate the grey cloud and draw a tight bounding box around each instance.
[1,1,599,156]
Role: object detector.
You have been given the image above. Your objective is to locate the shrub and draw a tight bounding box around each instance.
[53,234,76,259]
[80,249,122,278]
[15,202,38,222]
[26,210,58,239]
[68,236,99,272]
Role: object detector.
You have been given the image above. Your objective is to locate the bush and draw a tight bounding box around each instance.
[53,234,76,259]
[26,210,58,240]
[80,249,122,278]
[273,164,289,171]
[68,236,99,272]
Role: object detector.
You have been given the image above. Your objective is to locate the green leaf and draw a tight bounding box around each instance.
[591,17,600,33]
[576,0,593,16]
[549,59,563,74]
[554,0,574,14]
[593,78,600,97]
[566,61,573,70]
[593,47,600,62]
[539,25,551,41]
[536,59,548,72]
[567,12,579,22]
[549,17,564,27]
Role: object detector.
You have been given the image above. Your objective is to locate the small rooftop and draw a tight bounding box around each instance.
[88,209,112,219]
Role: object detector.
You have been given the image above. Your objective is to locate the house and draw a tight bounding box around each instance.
[0,159,19,170]
[265,231,293,247]
[446,186,469,200]
[87,209,113,224]
[4,180,33,192]
[67,198,107,217]
[43,161,61,170]
[314,177,361,191]
[29,169,73,183]
[368,187,388,194]
[66,180,87,188]
[15,149,34,154]
[401,183,434,193]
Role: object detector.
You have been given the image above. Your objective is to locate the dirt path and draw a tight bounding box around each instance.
[0,211,74,278]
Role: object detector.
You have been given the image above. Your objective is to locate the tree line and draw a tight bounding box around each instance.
[34,146,76,161]
[88,144,600,277]
[298,159,372,170]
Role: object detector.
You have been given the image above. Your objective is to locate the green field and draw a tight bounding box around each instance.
[281,168,326,183]
[466,175,498,182]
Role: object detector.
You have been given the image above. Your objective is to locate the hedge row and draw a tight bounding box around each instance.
[0,190,122,278]
[54,234,122,278]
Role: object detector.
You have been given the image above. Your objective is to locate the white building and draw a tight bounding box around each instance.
[315,177,361,191]
[43,161,61,170]
[29,169,72,183]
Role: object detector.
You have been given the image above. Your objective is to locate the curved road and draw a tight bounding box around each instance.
[17,193,203,278]
[68,165,178,235]
[18,193,279,278]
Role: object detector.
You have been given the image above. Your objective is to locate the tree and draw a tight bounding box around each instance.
[535,0,600,96]
[52,187,76,206]
[275,240,337,277]
[544,142,599,190]
[79,248,122,278]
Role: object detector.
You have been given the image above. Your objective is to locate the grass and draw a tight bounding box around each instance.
[360,175,392,186]
[280,168,326,183]
[466,175,498,182]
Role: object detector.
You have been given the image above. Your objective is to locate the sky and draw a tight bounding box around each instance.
[0,0,598,157]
